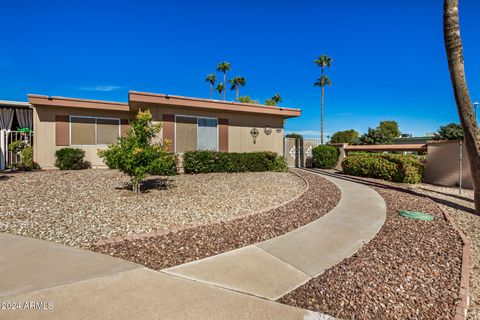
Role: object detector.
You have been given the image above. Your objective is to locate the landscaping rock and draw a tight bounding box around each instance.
[92,169,341,269]
[279,174,463,320]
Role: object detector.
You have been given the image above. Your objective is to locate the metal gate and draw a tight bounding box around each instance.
[0,130,34,170]
[284,138,321,167]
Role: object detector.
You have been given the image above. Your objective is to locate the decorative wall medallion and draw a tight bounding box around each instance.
[305,145,313,157]
[264,126,272,135]
[250,128,259,144]
[289,145,296,159]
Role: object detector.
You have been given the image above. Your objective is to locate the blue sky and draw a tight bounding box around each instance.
[1,0,479,137]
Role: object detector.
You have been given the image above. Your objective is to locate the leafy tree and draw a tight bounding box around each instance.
[215,83,225,99]
[271,93,282,106]
[433,123,464,140]
[216,61,231,100]
[285,133,303,139]
[229,76,246,101]
[205,73,216,99]
[444,0,480,212]
[330,129,360,144]
[238,96,259,104]
[265,98,275,106]
[314,55,333,145]
[99,110,176,194]
[359,121,401,145]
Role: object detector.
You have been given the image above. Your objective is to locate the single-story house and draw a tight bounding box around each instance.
[28,91,301,168]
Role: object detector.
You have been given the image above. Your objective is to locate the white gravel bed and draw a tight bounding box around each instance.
[0,170,306,249]
[408,183,478,319]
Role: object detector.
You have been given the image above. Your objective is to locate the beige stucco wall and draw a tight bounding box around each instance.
[146,105,284,154]
[33,104,285,169]
[424,141,473,189]
[33,106,133,169]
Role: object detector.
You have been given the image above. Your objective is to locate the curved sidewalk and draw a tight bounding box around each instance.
[164,169,386,300]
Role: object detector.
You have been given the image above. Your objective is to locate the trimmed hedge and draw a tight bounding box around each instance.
[342,152,424,184]
[183,151,288,174]
[312,145,339,169]
[55,148,91,170]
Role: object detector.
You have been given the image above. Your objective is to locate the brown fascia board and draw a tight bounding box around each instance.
[128,91,302,118]
[345,144,427,151]
[28,94,130,112]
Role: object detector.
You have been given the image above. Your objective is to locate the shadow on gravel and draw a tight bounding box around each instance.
[305,168,477,216]
[115,178,175,193]
[0,175,11,181]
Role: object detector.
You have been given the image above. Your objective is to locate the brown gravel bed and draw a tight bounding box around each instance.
[408,184,477,320]
[0,170,305,248]
[92,169,341,269]
[279,172,463,320]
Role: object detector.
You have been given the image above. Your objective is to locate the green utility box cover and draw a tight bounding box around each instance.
[399,210,435,221]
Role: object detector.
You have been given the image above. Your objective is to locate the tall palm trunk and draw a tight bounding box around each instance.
[223,73,227,101]
[321,85,325,145]
[320,66,325,145]
[236,88,239,101]
[444,0,480,213]
[210,84,213,99]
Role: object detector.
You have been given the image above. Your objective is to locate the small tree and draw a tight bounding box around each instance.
[359,120,401,145]
[99,110,175,194]
[330,129,360,144]
[433,123,464,140]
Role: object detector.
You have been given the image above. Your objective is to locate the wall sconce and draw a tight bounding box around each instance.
[264,126,272,135]
[250,128,259,144]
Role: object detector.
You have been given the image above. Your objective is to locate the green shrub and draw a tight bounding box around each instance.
[98,110,176,193]
[55,148,91,170]
[342,152,424,184]
[183,151,288,174]
[8,141,40,171]
[312,145,339,169]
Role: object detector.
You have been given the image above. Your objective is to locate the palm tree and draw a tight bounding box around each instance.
[444,0,480,213]
[229,76,246,102]
[216,62,231,100]
[271,93,282,106]
[215,83,225,99]
[205,73,216,99]
[314,55,333,145]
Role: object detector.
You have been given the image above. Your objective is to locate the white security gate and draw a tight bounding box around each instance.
[284,138,321,168]
[0,130,33,170]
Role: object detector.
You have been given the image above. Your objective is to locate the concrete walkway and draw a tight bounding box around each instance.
[0,232,326,320]
[1,169,385,320]
[164,169,386,300]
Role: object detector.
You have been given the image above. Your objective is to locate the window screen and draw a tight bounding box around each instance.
[197,118,218,151]
[175,116,197,153]
[70,117,95,145]
[97,118,119,145]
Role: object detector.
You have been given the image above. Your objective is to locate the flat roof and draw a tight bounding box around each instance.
[28,94,130,112]
[27,92,301,118]
[0,100,31,108]
[128,91,301,118]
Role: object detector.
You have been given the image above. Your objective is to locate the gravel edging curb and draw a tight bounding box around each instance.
[94,171,310,247]
[437,203,471,320]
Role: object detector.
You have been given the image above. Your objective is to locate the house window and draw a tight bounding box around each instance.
[70,116,120,146]
[175,116,218,152]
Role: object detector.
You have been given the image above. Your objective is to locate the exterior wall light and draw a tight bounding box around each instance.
[250,128,259,144]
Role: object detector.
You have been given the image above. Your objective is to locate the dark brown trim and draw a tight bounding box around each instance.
[219,118,229,152]
[120,119,130,138]
[162,114,175,153]
[55,115,69,146]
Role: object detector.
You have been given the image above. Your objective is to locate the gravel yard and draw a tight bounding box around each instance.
[409,184,478,320]
[280,172,463,320]
[93,169,341,269]
[0,169,305,248]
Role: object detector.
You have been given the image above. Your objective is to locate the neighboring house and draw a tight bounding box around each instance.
[392,133,435,145]
[28,91,301,168]
[0,100,33,170]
